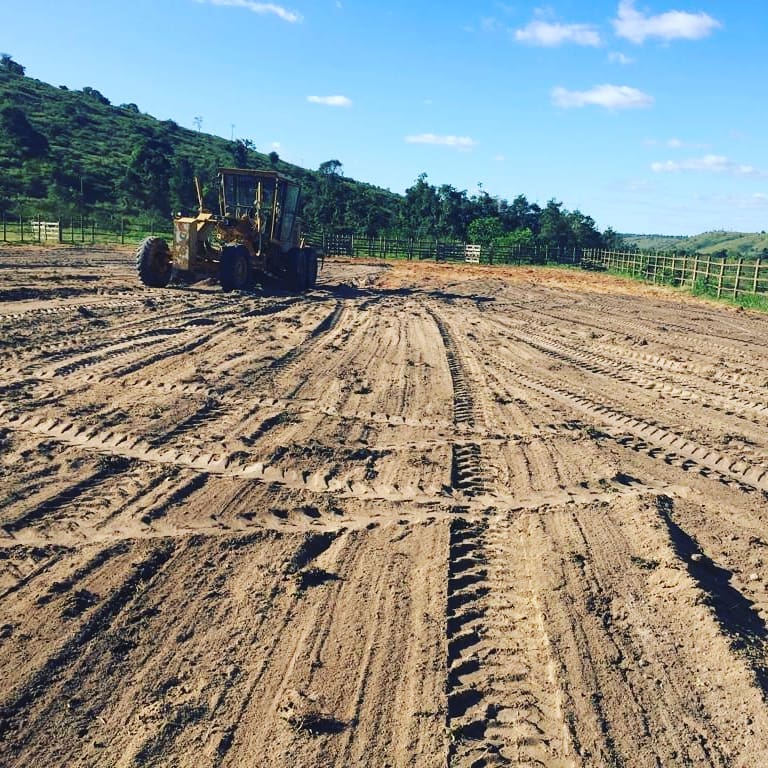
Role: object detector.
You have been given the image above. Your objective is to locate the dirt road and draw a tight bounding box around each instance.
[1,246,768,767]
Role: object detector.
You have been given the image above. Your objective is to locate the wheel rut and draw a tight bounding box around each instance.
[428,308,488,497]
[445,515,573,768]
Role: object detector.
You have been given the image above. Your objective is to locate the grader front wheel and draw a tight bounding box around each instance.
[136,237,172,288]
[220,245,251,292]
[288,248,308,292]
[305,248,318,289]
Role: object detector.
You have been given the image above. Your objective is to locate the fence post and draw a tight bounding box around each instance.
[2,213,5,243]
[733,259,743,299]
[752,258,761,294]
[121,218,125,245]
[716,260,725,298]
[691,256,698,289]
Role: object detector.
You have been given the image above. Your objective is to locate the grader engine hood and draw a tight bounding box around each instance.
[172,218,195,270]
[173,214,213,270]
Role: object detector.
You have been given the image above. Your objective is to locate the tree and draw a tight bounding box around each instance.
[402,173,441,238]
[268,150,280,166]
[0,103,48,159]
[496,227,535,251]
[601,227,625,251]
[567,210,603,250]
[169,155,198,214]
[0,54,25,76]
[437,184,473,240]
[467,216,504,247]
[120,135,172,214]
[539,199,573,250]
[318,159,343,176]
[81,86,110,106]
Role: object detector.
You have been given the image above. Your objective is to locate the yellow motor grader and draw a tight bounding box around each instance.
[136,168,319,292]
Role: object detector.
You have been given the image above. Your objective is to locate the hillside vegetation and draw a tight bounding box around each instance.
[623,231,768,259]
[0,55,686,254]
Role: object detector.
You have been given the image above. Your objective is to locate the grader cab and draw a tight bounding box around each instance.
[136,168,319,292]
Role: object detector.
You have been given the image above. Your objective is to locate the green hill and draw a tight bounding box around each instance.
[622,231,768,259]
[0,59,401,234]
[0,55,626,251]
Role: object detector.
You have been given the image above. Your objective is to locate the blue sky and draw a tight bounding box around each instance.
[3,0,767,235]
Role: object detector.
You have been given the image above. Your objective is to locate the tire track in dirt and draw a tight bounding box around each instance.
[0,540,176,752]
[654,495,768,693]
[445,514,574,767]
[481,349,768,494]
[513,327,768,425]
[427,307,487,498]
[1,456,136,536]
[483,304,768,402]
[0,296,145,323]
[531,300,768,374]
[528,495,768,766]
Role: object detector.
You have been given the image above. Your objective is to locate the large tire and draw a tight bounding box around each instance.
[305,248,318,289]
[287,248,308,292]
[136,237,172,288]
[220,244,251,292]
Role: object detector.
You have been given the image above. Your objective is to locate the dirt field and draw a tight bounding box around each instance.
[1,246,768,767]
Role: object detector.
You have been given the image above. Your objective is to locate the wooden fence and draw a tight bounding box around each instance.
[316,233,581,265]
[3,214,765,302]
[317,235,768,301]
[0,212,172,245]
[583,249,768,300]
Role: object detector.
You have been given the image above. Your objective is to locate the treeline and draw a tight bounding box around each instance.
[0,55,621,251]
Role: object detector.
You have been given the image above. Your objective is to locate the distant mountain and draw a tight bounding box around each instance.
[622,231,768,259]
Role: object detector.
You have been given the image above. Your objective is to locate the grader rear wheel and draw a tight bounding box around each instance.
[136,237,172,288]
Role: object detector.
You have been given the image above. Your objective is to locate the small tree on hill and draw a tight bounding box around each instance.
[0,54,25,76]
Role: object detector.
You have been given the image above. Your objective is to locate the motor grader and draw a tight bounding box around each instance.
[136,168,319,292]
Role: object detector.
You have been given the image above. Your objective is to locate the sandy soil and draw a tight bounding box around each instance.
[1,246,768,767]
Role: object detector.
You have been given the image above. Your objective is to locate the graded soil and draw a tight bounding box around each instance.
[1,247,768,767]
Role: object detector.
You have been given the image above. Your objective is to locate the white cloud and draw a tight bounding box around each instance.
[608,51,634,64]
[644,137,710,149]
[271,141,281,150]
[614,0,720,44]
[552,84,653,109]
[481,16,504,33]
[307,95,352,107]
[199,0,302,22]
[515,20,601,47]
[651,154,766,176]
[701,193,768,211]
[404,134,477,149]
